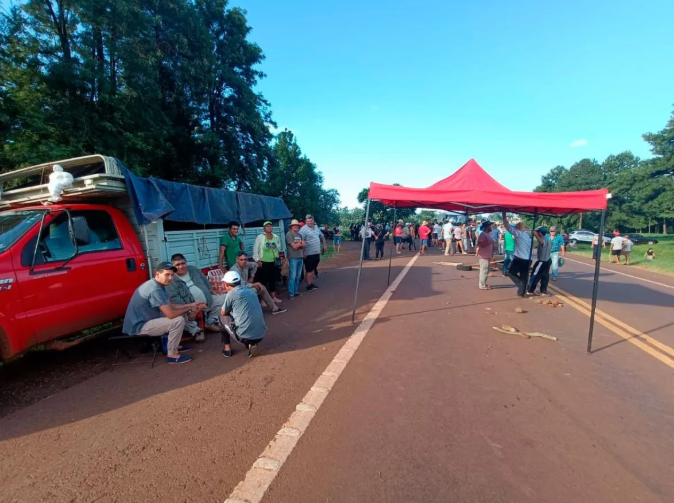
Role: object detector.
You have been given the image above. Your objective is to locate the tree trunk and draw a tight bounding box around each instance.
[578,213,583,230]
[664,219,668,235]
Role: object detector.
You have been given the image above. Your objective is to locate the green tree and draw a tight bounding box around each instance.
[262,130,340,225]
[357,187,416,224]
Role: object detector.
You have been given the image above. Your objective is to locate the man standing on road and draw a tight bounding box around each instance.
[299,214,326,291]
[220,271,266,358]
[219,221,245,271]
[502,211,533,297]
[432,220,442,248]
[166,253,228,341]
[394,220,404,254]
[622,235,633,265]
[360,221,373,260]
[610,232,624,264]
[418,220,431,255]
[528,227,552,296]
[285,220,305,300]
[502,227,515,276]
[443,219,453,256]
[476,220,494,290]
[123,262,207,365]
[231,252,287,314]
[549,226,566,281]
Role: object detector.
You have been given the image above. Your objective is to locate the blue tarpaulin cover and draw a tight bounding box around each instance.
[121,163,291,225]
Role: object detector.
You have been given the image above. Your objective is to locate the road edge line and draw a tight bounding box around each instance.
[548,284,674,359]
[224,253,420,503]
[548,287,674,370]
[564,256,674,290]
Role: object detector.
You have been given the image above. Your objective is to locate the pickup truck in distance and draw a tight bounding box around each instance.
[0,204,148,361]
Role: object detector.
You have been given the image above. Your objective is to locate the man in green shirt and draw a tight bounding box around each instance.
[502,229,515,276]
[219,221,245,270]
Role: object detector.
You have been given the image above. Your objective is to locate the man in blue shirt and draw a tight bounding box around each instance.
[548,226,566,281]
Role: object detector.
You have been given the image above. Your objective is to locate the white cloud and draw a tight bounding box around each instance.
[569,139,588,148]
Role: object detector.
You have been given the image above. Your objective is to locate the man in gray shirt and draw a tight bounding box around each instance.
[220,270,267,358]
[528,227,552,296]
[123,262,207,364]
[299,214,326,291]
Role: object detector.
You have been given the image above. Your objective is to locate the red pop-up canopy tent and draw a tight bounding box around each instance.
[353,159,610,353]
[368,159,609,215]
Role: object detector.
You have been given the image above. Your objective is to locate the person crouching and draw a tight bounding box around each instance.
[220,271,267,358]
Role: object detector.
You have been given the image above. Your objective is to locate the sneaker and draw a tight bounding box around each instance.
[222,349,232,358]
[289,295,296,301]
[272,307,288,315]
[205,323,222,332]
[260,300,268,308]
[551,277,558,281]
[166,355,192,364]
[308,284,319,291]
[273,298,283,304]
[248,343,259,358]
[194,331,206,342]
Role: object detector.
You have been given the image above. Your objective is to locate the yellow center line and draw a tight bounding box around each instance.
[548,285,674,370]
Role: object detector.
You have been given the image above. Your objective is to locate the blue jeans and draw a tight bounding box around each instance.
[550,251,560,278]
[288,258,303,297]
[503,250,514,275]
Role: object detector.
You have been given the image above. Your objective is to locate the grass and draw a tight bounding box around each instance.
[567,234,674,274]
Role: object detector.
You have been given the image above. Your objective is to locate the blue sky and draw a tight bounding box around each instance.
[237,0,674,207]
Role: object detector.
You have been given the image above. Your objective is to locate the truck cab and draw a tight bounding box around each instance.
[0,204,147,361]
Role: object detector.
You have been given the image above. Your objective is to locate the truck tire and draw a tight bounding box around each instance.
[457,264,473,272]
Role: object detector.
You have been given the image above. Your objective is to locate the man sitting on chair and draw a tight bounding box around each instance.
[166,253,229,340]
[123,262,207,365]
[221,271,267,358]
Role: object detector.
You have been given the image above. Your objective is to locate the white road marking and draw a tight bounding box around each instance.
[224,253,420,503]
[564,257,674,290]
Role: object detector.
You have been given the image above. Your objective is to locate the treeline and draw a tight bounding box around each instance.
[0,0,339,224]
[535,108,674,233]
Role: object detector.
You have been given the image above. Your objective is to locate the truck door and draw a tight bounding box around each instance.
[15,209,140,342]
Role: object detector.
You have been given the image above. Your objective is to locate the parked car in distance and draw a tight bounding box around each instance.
[623,234,659,245]
[568,230,596,244]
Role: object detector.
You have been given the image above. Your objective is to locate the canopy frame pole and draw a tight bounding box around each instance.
[352,198,372,324]
[387,205,397,286]
[587,208,606,353]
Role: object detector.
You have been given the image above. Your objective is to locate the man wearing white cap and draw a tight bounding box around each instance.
[220,270,267,358]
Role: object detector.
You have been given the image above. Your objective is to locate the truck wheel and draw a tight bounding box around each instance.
[648,240,655,245]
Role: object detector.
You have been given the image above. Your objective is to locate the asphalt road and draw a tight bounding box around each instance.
[2,243,674,503]
[554,254,674,351]
[261,249,674,503]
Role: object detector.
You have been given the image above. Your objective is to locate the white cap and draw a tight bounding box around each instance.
[223,270,241,284]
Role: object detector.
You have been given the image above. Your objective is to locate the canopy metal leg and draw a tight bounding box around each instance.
[587,209,606,353]
[352,199,372,324]
[387,205,397,286]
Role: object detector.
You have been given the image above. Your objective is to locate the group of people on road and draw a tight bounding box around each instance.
[123,216,329,365]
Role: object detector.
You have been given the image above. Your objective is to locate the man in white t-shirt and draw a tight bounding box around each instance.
[610,232,624,264]
[442,220,453,255]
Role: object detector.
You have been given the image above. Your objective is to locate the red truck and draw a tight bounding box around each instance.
[0,155,290,362]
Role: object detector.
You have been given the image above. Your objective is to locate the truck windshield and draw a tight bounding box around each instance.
[0,210,45,252]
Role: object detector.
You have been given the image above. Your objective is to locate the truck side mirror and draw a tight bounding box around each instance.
[71,216,90,245]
